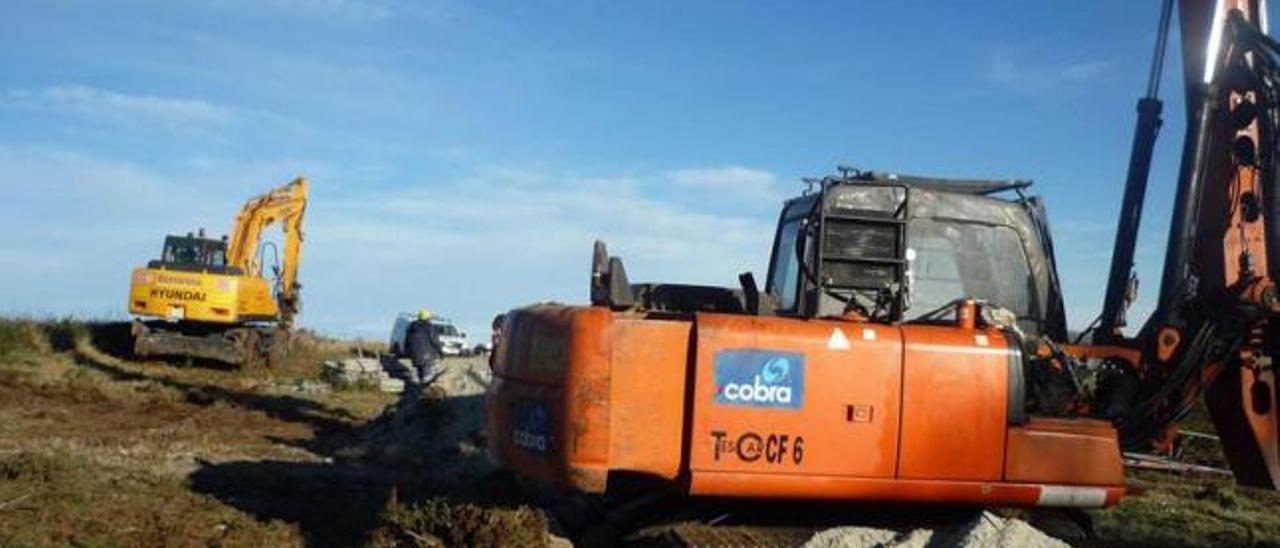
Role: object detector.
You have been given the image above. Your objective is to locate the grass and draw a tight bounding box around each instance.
[281,328,386,379]
[369,498,550,548]
[0,317,545,548]
[1090,470,1280,547]
[1083,399,1280,547]
[0,317,385,547]
[0,449,297,548]
[0,320,43,358]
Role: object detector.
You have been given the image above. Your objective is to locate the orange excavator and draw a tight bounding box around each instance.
[487,0,1280,514]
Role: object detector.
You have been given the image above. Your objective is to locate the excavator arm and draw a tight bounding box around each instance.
[1093,0,1280,488]
[226,177,309,324]
[1167,2,1280,488]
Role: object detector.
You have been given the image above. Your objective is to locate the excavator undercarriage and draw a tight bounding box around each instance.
[131,320,289,368]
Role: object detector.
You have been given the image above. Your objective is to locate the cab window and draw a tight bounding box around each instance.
[770,219,803,310]
[907,220,1038,332]
[767,198,815,313]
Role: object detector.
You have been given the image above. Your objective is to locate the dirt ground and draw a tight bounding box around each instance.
[0,319,543,547]
[2,318,1280,548]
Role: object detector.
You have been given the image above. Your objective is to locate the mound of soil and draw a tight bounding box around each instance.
[337,356,495,486]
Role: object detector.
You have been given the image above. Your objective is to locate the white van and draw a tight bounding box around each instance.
[388,313,469,357]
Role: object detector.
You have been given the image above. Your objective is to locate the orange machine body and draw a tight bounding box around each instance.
[487,304,1125,508]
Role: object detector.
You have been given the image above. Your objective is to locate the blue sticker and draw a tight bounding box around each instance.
[714,350,805,409]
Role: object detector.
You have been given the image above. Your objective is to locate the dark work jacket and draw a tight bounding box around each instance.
[406,320,443,363]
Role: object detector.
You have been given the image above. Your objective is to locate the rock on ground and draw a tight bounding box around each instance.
[805,526,913,548]
[321,357,412,393]
[804,511,1067,548]
[950,512,1068,548]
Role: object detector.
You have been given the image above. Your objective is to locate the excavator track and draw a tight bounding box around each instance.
[131,320,288,368]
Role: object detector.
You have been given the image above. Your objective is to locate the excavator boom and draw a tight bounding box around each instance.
[227,177,308,322]
[1094,0,1280,488]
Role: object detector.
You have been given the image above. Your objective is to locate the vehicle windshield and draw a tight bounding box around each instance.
[161,236,228,268]
[906,220,1037,332]
[437,324,460,336]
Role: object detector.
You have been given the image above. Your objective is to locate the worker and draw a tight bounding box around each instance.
[405,309,443,385]
[489,313,505,369]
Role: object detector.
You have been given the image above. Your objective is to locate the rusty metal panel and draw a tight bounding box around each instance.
[487,304,611,492]
[607,317,693,480]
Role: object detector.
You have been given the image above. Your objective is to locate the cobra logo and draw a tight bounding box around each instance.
[721,357,794,404]
[760,357,790,384]
[512,428,548,453]
[512,402,551,454]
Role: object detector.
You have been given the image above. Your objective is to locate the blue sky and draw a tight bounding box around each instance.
[0,1,1267,340]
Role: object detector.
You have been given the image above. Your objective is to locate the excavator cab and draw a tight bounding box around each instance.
[765,170,1067,339]
[150,233,241,275]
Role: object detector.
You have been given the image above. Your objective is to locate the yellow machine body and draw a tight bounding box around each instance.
[128,267,276,325]
[127,177,308,366]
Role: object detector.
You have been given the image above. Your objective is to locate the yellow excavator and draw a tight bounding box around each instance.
[128,177,308,367]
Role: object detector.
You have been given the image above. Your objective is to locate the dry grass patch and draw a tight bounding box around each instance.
[1090,469,1280,547]
[370,497,550,548]
[0,449,301,547]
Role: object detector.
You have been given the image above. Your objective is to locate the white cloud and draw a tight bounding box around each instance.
[265,0,394,20]
[3,85,237,131]
[0,84,308,139]
[1059,61,1113,81]
[985,53,1019,85]
[194,0,396,21]
[667,166,780,200]
[0,146,237,319]
[982,50,1113,89]
[0,148,778,340]
[194,0,464,23]
[312,169,775,336]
